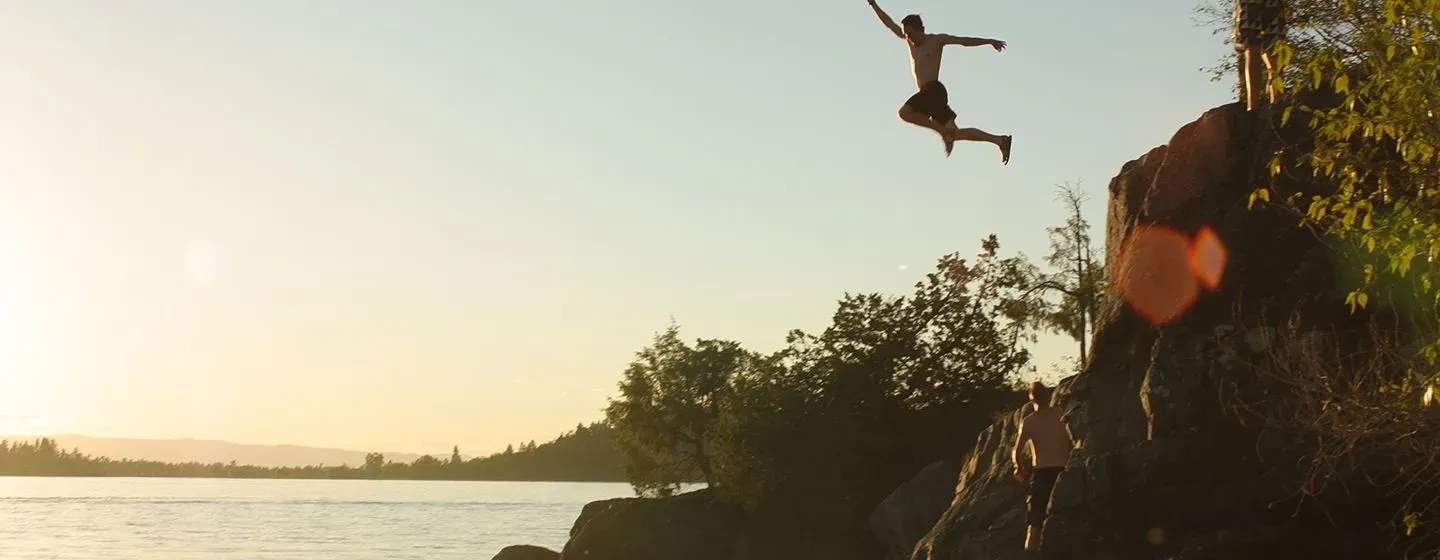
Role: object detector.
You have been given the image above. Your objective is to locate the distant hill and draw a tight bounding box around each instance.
[0,422,628,482]
[0,435,425,468]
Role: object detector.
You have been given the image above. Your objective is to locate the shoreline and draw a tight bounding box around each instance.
[0,473,641,484]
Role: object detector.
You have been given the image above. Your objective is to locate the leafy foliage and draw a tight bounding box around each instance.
[1196,0,1440,550]
[1247,1,1440,363]
[604,323,757,496]
[1198,0,1440,359]
[612,236,1037,555]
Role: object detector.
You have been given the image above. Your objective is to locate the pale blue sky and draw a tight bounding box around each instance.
[0,0,1233,456]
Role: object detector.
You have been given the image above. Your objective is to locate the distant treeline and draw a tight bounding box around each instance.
[0,422,628,482]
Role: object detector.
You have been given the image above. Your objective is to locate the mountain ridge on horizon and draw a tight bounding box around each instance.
[0,434,432,468]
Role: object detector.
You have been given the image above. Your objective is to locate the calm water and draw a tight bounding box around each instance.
[0,477,637,559]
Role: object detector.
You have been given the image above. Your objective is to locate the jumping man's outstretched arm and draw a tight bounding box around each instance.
[937,34,1007,51]
[866,0,904,39]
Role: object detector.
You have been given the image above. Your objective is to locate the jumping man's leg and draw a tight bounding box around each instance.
[901,82,959,156]
[926,81,1012,164]
[950,126,1013,164]
[898,106,956,156]
[898,105,948,135]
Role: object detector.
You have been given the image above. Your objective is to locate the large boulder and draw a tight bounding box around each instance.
[492,544,560,560]
[912,101,1405,560]
[560,488,743,560]
[870,460,963,560]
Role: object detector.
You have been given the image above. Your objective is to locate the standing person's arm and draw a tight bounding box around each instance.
[867,0,904,39]
[1012,421,1031,478]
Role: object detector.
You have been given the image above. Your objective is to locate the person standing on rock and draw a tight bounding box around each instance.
[1234,0,1287,111]
[865,0,1013,162]
[1012,381,1072,552]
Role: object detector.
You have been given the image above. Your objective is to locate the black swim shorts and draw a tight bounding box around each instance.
[1235,0,1286,50]
[1026,466,1064,528]
[903,80,957,125]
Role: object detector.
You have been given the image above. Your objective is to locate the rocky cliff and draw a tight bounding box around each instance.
[905,100,1407,560]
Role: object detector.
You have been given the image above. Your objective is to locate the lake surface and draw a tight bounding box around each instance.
[0,477,637,559]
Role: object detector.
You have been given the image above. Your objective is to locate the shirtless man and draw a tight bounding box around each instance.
[1012,381,1072,552]
[866,0,1013,162]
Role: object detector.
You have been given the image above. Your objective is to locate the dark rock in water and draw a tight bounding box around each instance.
[492,544,560,560]
[561,488,742,560]
[904,101,1409,560]
[871,460,962,560]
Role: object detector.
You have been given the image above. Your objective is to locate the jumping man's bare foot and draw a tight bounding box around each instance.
[999,135,1013,165]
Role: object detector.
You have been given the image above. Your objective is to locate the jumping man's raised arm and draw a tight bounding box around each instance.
[866,0,904,39]
[936,34,1007,51]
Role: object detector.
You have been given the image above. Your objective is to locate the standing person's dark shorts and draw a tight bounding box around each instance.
[1235,0,1286,51]
[1026,466,1065,528]
[904,80,957,125]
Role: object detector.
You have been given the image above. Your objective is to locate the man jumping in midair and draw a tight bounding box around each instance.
[867,0,1013,163]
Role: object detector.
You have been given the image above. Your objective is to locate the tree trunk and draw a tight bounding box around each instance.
[1074,221,1087,364]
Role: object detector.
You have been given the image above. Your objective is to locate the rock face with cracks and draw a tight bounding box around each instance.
[909,101,1401,560]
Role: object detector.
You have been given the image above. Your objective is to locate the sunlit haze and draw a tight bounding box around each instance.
[0,1,1233,456]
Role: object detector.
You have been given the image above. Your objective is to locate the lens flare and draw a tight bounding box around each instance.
[1189,226,1227,291]
[1115,226,1200,326]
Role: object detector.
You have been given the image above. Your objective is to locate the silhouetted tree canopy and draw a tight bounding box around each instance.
[606,235,1042,557]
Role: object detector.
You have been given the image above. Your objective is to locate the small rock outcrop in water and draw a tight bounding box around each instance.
[560,488,742,560]
[492,544,560,560]
[907,100,1405,560]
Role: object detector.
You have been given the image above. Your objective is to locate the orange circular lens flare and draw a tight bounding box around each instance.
[1116,226,1200,326]
[1188,226,1227,291]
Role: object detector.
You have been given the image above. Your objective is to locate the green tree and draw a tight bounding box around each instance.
[1031,182,1105,365]
[1221,0,1440,356]
[605,323,756,496]
[364,452,385,476]
[1276,0,1440,540]
[709,236,1036,554]
[1195,0,1440,551]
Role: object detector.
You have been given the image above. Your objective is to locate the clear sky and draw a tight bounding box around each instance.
[0,0,1234,456]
